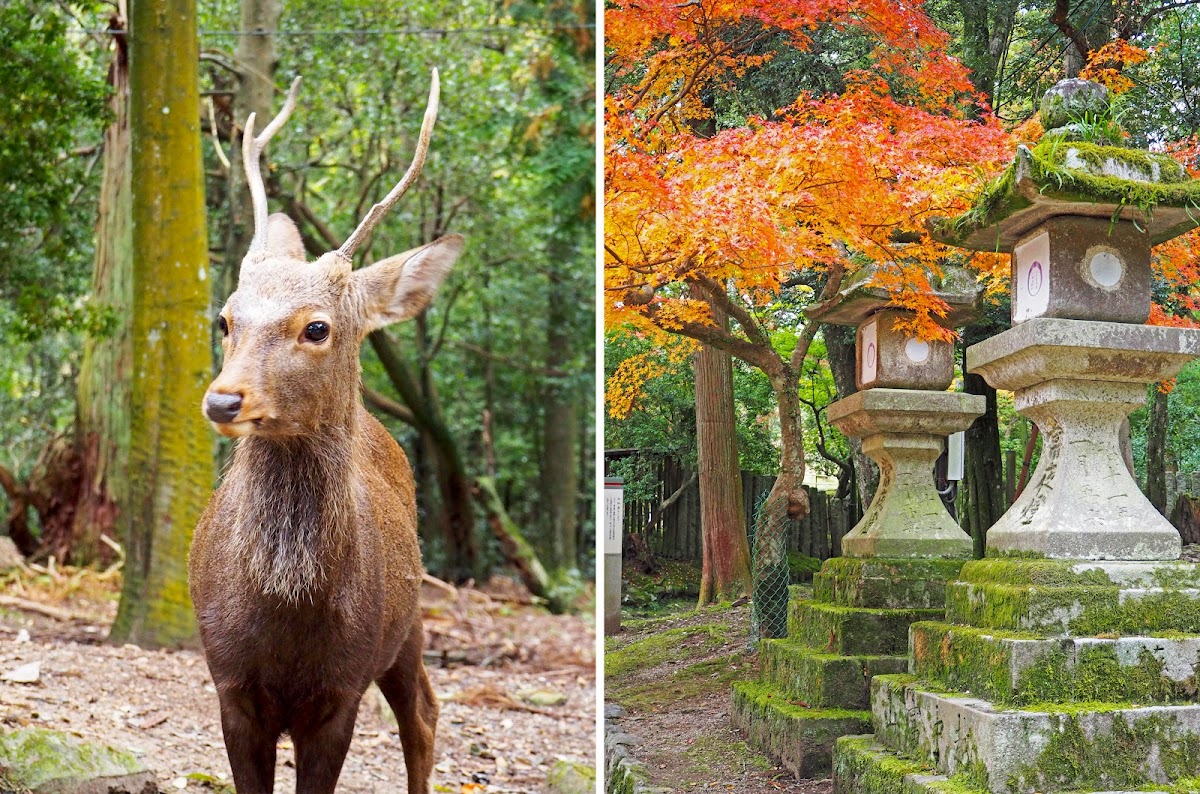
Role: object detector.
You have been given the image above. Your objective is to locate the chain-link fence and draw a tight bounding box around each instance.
[749,491,791,644]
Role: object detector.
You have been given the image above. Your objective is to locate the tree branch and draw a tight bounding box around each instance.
[362,384,417,426]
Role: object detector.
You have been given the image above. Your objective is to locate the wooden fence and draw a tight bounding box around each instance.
[612,453,859,562]
[610,448,1200,563]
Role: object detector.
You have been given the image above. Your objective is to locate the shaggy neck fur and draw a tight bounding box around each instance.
[228,422,357,603]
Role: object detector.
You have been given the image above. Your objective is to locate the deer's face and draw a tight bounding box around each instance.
[203,214,462,438]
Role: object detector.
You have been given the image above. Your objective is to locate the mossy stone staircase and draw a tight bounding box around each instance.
[731,558,966,778]
[833,558,1200,794]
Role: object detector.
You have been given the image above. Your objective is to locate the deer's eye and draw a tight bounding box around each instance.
[218,316,229,336]
[303,321,330,343]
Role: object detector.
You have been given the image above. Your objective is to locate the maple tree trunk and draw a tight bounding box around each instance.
[111,0,211,648]
[695,319,750,605]
[69,12,131,566]
[1146,384,1169,515]
[824,325,877,508]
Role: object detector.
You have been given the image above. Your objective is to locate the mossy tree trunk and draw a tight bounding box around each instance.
[68,8,132,566]
[111,0,212,648]
[370,329,478,582]
[696,305,751,605]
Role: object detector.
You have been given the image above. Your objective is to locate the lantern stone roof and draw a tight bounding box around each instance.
[805,262,980,327]
[930,79,1200,252]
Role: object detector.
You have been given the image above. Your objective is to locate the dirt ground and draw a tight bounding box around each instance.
[605,600,831,794]
[0,565,596,794]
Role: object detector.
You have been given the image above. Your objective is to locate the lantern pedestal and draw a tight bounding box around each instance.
[830,388,981,559]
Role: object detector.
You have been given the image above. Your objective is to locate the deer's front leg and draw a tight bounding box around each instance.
[217,687,280,794]
[290,690,360,794]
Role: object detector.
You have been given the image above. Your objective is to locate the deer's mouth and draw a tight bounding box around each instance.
[211,417,264,438]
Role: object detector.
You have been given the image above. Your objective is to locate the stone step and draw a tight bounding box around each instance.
[760,638,907,709]
[909,621,1200,706]
[832,735,1177,794]
[813,557,967,610]
[944,579,1200,635]
[790,601,942,656]
[731,680,871,779]
[870,674,1200,794]
[945,558,1200,635]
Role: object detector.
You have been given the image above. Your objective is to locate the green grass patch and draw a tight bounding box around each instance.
[608,649,749,710]
[605,623,729,679]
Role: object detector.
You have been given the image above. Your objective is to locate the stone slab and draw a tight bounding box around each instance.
[944,559,1200,635]
[909,620,1200,706]
[967,318,1200,392]
[814,558,968,610]
[792,601,943,656]
[760,638,907,709]
[832,735,1171,794]
[872,674,1200,793]
[827,389,985,437]
[731,680,872,779]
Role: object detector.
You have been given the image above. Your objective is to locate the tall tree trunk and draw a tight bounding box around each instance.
[962,371,1005,558]
[68,9,132,566]
[1137,383,1166,513]
[959,0,1017,104]
[222,0,282,295]
[541,268,579,572]
[370,329,477,582]
[111,0,211,648]
[696,308,751,605]
[824,324,877,510]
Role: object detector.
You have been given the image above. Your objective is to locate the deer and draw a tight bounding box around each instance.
[188,70,462,794]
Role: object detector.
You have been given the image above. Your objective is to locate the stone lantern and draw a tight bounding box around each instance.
[808,263,983,558]
[834,79,1200,794]
[731,264,984,779]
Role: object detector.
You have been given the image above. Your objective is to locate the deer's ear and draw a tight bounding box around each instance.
[354,234,463,332]
[266,213,306,260]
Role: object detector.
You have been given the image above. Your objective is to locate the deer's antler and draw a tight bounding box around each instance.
[243,76,302,254]
[337,69,440,261]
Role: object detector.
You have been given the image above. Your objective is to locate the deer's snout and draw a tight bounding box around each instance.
[205,391,244,424]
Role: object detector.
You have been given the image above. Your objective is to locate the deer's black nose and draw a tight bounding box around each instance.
[205,392,243,424]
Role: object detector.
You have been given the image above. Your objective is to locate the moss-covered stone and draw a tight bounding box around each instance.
[868,674,1200,793]
[945,577,1200,636]
[0,728,154,794]
[909,621,1200,707]
[731,680,872,778]
[794,601,942,656]
[832,736,990,794]
[760,638,908,709]
[545,760,595,794]
[814,558,967,610]
[932,138,1200,250]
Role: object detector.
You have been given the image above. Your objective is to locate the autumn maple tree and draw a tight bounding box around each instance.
[604,0,1015,595]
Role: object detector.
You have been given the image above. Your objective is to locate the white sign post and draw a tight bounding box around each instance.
[604,478,624,635]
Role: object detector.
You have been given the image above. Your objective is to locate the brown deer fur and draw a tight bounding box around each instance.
[189,73,461,794]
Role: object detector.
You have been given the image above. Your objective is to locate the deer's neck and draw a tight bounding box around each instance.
[228,425,358,603]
